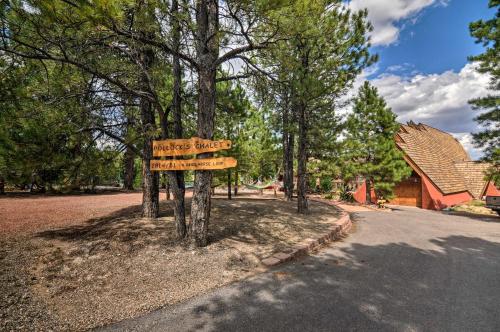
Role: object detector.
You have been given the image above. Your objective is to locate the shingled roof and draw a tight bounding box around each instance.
[395,122,489,198]
[454,161,491,199]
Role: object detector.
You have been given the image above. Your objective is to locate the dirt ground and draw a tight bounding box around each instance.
[0,191,145,236]
[0,190,341,331]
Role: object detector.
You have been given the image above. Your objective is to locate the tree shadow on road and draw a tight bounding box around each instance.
[123,234,500,332]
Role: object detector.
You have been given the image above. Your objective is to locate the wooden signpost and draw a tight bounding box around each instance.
[150,157,237,171]
[153,137,232,157]
[150,137,236,171]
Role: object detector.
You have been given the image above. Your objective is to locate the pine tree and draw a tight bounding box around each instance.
[257,0,376,213]
[468,0,499,184]
[343,82,411,201]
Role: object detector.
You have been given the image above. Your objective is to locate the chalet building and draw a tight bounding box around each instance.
[353,122,500,210]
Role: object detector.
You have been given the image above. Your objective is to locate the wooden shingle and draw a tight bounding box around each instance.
[395,123,489,197]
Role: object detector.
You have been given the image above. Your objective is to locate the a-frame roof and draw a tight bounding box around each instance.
[395,122,489,198]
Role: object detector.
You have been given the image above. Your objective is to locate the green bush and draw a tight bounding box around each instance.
[308,177,317,192]
[339,185,354,202]
[320,177,333,193]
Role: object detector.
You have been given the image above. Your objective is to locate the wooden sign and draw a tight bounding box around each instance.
[150,157,237,171]
[152,137,232,157]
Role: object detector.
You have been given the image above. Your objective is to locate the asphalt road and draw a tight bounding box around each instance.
[99,207,500,332]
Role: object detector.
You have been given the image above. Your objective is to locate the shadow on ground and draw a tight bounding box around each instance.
[7,197,341,330]
[35,197,339,258]
[105,233,500,332]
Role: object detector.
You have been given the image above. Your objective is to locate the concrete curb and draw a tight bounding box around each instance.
[261,201,352,267]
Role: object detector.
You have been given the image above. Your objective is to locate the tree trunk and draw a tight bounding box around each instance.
[297,100,308,213]
[234,170,238,196]
[227,169,232,200]
[282,108,289,198]
[0,176,5,195]
[140,49,159,219]
[191,0,219,247]
[167,171,186,237]
[286,133,294,200]
[140,99,160,218]
[166,0,187,239]
[165,173,171,200]
[123,145,135,190]
[283,102,294,201]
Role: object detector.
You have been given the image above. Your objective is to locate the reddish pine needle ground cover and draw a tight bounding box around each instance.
[0,191,145,236]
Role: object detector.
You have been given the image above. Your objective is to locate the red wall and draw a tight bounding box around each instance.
[353,181,377,204]
[421,174,472,210]
[353,174,476,210]
[484,181,500,197]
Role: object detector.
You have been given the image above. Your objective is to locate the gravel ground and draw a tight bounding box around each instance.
[0,192,340,331]
[0,239,69,331]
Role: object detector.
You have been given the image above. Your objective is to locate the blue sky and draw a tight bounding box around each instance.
[348,0,494,159]
[372,0,494,76]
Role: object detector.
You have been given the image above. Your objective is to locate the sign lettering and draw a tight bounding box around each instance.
[150,157,237,171]
[152,137,232,157]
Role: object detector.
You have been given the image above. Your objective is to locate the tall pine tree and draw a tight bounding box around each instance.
[343,82,411,202]
[468,0,499,184]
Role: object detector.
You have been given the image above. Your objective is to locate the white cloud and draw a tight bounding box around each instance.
[385,62,418,75]
[369,63,490,159]
[348,0,445,45]
[452,133,484,160]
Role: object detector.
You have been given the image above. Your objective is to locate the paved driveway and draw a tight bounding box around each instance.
[100,207,500,332]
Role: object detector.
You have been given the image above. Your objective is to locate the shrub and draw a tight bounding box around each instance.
[339,185,354,202]
[320,177,333,193]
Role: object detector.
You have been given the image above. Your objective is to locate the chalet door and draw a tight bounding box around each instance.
[391,176,422,207]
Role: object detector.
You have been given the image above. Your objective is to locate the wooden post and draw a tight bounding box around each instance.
[234,170,238,196]
[165,174,171,200]
[227,169,232,200]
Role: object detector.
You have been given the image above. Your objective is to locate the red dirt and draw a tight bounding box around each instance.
[0,192,147,236]
[0,189,274,236]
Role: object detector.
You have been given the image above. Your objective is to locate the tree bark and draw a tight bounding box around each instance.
[140,99,159,218]
[191,0,219,247]
[166,0,187,239]
[140,48,159,218]
[286,133,294,199]
[123,144,135,190]
[0,176,5,195]
[140,110,159,218]
[227,169,232,200]
[297,99,308,213]
[282,110,289,198]
[282,101,294,201]
[165,174,171,200]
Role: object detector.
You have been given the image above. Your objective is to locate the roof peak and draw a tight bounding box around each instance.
[401,121,452,136]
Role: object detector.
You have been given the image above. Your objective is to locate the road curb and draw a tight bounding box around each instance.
[261,200,352,267]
